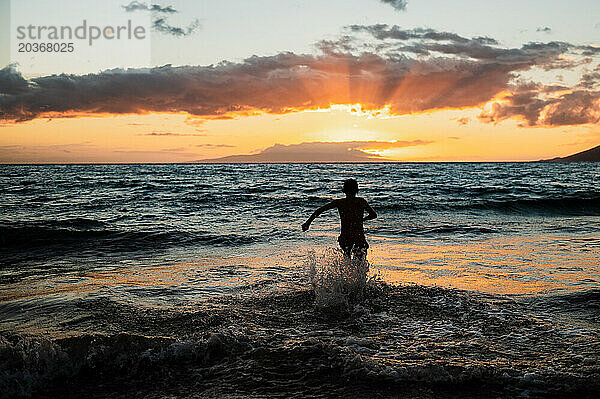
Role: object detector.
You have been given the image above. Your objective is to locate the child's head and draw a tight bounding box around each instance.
[342,178,359,196]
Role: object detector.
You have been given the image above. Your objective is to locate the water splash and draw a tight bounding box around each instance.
[306,248,372,309]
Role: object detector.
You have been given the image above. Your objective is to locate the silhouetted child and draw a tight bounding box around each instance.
[302,178,377,258]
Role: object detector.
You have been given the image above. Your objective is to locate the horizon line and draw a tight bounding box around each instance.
[0,160,576,165]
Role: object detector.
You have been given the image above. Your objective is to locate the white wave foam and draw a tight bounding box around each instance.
[306,248,373,308]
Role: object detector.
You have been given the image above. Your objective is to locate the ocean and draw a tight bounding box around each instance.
[1,163,599,398]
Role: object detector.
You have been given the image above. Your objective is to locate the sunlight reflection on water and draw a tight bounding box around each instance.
[369,234,600,295]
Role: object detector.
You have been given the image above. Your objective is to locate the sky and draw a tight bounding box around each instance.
[0,0,599,163]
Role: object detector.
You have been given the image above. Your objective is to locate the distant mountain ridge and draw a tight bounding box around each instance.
[541,145,600,162]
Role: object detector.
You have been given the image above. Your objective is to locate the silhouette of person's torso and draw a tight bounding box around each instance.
[334,197,366,238]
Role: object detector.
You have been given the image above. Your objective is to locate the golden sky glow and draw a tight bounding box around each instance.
[1,102,598,163]
[1,2,599,163]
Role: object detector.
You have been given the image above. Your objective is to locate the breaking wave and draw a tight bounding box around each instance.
[2,278,599,398]
[0,221,256,252]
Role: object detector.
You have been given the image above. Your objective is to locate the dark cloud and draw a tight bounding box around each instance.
[536,27,552,33]
[196,140,431,163]
[149,4,176,13]
[152,17,200,37]
[0,63,28,95]
[342,25,578,67]
[122,1,200,37]
[479,83,600,126]
[0,25,597,127]
[579,64,600,89]
[122,1,177,14]
[0,54,518,122]
[0,51,550,123]
[346,25,499,46]
[543,91,600,125]
[580,72,600,89]
[456,117,470,126]
[479,83,548,126]
[379,0,408,11]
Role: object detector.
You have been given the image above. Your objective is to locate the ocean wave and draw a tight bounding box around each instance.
[530,289,600,313]
[378,196,600,215]
[0,331,520,399]
[554,288,600,304]
[18,180,36,186]
[471,197,600,215]
[1,282,599,398]
[372,224,499,237]
[0,221,257,254]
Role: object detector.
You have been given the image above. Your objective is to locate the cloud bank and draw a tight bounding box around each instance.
[0,25,598,127]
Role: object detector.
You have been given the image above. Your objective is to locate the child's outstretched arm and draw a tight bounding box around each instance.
[302,200,337,231]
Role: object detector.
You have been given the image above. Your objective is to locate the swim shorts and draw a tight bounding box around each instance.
[338,234,369,256]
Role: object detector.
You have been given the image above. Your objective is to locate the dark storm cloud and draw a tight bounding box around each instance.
[0,25,597,127]
[379,0,408,11]
[196,140,431,163]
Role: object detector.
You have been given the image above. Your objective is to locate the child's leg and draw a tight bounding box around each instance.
[340,244,352,258]
[338,235,352,258]
[352,238,369,261]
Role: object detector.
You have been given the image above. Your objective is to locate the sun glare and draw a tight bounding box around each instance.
[306,103,395,119]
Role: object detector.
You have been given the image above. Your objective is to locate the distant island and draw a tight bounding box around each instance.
[541,145,600,162]
[194,142,600,163]
[192,141,423,163]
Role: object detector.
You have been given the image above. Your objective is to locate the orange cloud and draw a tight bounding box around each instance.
[479,83,600,126]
